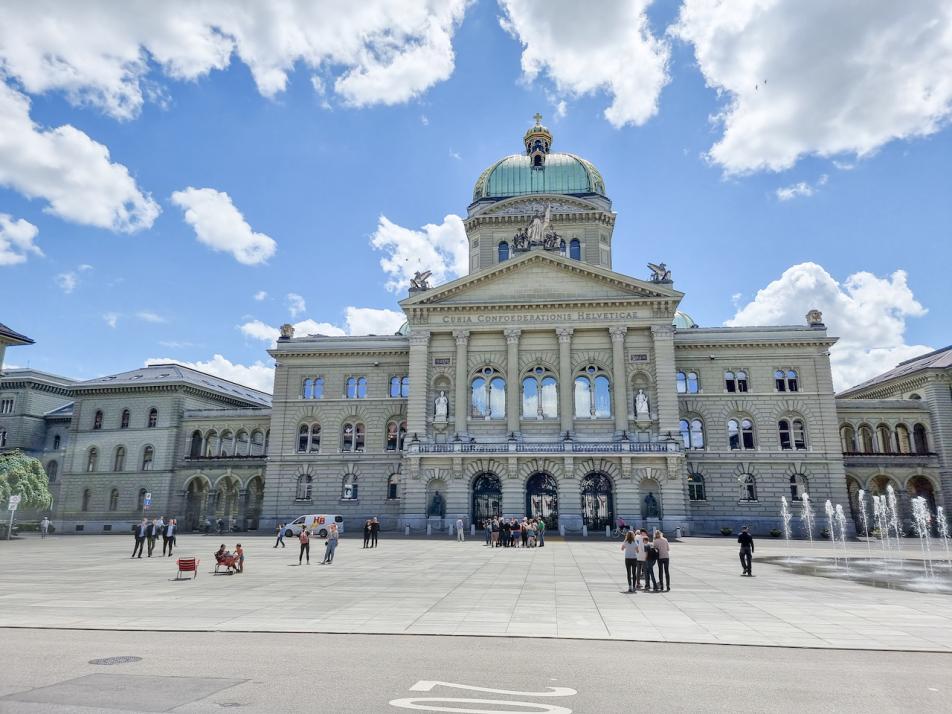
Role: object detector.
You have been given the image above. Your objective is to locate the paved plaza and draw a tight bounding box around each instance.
[1,533,950,652]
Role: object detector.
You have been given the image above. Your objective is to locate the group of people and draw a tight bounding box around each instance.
[294,524,340,565]
[131,517,177,558]
[361,518,380,548]
[620,529,671,593]
[214,543,245,573]
[483,517,546,548]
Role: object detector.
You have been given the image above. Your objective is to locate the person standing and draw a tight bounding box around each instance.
[145,518,157,557]
[321,524,339,564]
[156,515,167,555]
[491,518,499,547]
[484,520,492,546]
[738,526,754,576]
[653,530,671,592]
[370,517,379,548]
[298,527,310,565]
[537,517,545,547]
[363,520,372,549]
[165,519,177,556]
[274,523,286,548]
[132,518,147,558]
[621,531,639,593]
[217,518,225,536]
[40,516,50,538]
[235,543,245,573]
[644,532,660,592]
[633,528,647,589]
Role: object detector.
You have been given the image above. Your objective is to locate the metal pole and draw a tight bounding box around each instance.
[7,508,13,540]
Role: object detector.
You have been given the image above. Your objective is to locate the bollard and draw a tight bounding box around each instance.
[675,526,682,539]
[404,524,410,536]
[559,523,565,536]
[426,524,432,536]
[470,524,476,536]
[605,525,611,538]
[582,525,588,537]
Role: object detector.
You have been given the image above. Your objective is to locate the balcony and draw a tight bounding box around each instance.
[842,450,938,467]
[413,441,679,455]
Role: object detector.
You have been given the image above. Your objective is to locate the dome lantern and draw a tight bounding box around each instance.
[524,112,552,168]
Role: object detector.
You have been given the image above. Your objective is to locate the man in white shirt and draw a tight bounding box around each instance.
[40,516,50,538]
[165,519,177,557]
[456,518,465,542]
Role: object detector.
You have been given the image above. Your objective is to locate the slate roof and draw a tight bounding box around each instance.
[0,321,33,345]
[0,368,77,387]
[44,402,74,418]
[839,345,952,396]
[73,363,272,405]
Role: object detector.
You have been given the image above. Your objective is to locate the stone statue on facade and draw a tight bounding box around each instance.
[512,227,529,250]
[410,270,432,290]
[806,309,824,326]
[434,391,449,419]
[635,388,650,418]
[513,203,561,252]
[279,323,295,340]
[428,490,446,518]
[647,262,672,282]
[644,492,659,518]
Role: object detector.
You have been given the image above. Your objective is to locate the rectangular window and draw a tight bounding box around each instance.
[0,398,14,414]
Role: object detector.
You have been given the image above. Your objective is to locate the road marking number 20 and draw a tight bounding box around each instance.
[389,680,577,714]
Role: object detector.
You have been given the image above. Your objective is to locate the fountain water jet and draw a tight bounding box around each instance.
[801,492,816,547]
[780,496,793,559]
[825,499,839,566]
[937,506,951,570]
[835,503,849,569]
[910,496,934,578]
[886,484,903,552]
[858,489,872,559]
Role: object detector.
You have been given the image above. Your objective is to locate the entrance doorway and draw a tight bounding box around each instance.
[526,472,558,527]
[580,472,614,530]
[472,473,502,529]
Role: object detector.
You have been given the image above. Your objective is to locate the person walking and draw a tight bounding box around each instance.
[363,520,372,549]
[321,524,339,564]
[653,530,671,591]
[298,527,310,565]
[738,526,754,576]
[621,531,639,593]
[165,519,177,556]
[132,518,147,558]
[537,517,545,547]
[644,532,660,592]
[456,517,465,542]
[40,516,50,538]
[274,523,286,548]
[145,518,157,557]
[370,517,379,548]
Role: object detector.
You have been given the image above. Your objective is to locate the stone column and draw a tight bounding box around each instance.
[609,326,629,436]
[453,330,469,436]
[650,324,680,437]
[557,327,574,434]
[505,329,521,435]
[502,476,524,520]
[407,329,430,440]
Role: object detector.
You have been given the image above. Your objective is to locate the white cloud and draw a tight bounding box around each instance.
[55,272,78,294]
[775,182,814,202]
[370,214,467,293]
[499,0,670,127]
[0,214,42,266]
[171,187,276,265]
[726,262,932,391]
[103,312,119,328]
[449,149,462,161]
[239,318,346,344]
[0,0,470,119]
[420,114,430,126]
[286,292,306,317]
[239,308,404,345]
[0,83,159,231]
[146,354,274,394]
[135,310,166,323]
[673,1,952,174]
[253,290,268,301]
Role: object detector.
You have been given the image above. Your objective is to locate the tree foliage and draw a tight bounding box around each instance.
[0,450,52,508]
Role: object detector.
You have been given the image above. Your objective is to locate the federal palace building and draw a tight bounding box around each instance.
[2,118,949,536]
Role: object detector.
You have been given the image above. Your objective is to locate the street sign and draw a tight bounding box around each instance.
[143,492,152,510]
[8,495,20,511]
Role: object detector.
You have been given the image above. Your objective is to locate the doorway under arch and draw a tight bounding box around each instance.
[472,473,502,529]
[526,472,558,527]
[580,472,614,530]
[184,477,210,531]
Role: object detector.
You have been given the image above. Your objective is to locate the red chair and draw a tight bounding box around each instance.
[176,557,200,579]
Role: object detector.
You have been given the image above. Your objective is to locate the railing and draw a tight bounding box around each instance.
[843,451,936,457]
[414,441,678,455]
[184,454,267,461]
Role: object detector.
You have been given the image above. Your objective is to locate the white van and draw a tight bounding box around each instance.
[283,514,344,538]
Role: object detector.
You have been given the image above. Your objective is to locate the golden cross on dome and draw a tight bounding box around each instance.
[533,112,543,125]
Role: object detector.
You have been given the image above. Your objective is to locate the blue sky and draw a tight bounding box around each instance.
[0,0,949,392]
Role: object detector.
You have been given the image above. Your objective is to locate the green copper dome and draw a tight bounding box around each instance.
[473,153,606,201]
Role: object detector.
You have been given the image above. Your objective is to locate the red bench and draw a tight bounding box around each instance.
[176,557,200,579]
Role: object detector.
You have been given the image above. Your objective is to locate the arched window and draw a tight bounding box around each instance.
[728,418,755,450]
[141,445,154,471]
[913,423,929,454]
[876,424,892,454]
[303,377,324,399]
[858,425,875,453]
[109,488,119,512]
[724,371,734,392]
[341,422,365,452]
[297,423,320,453]
[86,448,98,472]
[390,376,400,397]
[894,424,911,454]
[471,367,506,419]
[389,376,411,398]
[120,409,130,429]
[251,430,265,456]
[189,430,203,458]
[387,474,400,500]
[93,410,103,430]
[113,446,126,472]
[303,377,313,399]
[569,238,581,260]
[676,371,687,393]
[147,408,158,428]
[736,371,748,392]
[296,474,312,501]
[53,434,61,450]
[739,474,757,502]
[574,365,611,418]
[346,376,367,399]
[522,367,558,419]
[204,430,219,457]
[786,370,798,392]
[778,419,806,450]
[46,461,58,483]
[725,370,748,393]
[355,423,365,452]
[775,369,798,392]
[298,425,309,452]
[687,372,699,393]
[236,430,250,456]
[498,241,509,262]
[840,425,856,452]
[342,473,358,500]
[687,472,706,501]
[679,418,705,449]
[401,376,410,397]
[386,420,407,451]
[220,430,235,456]
[82,489,92,512]
[789,474,808,501]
